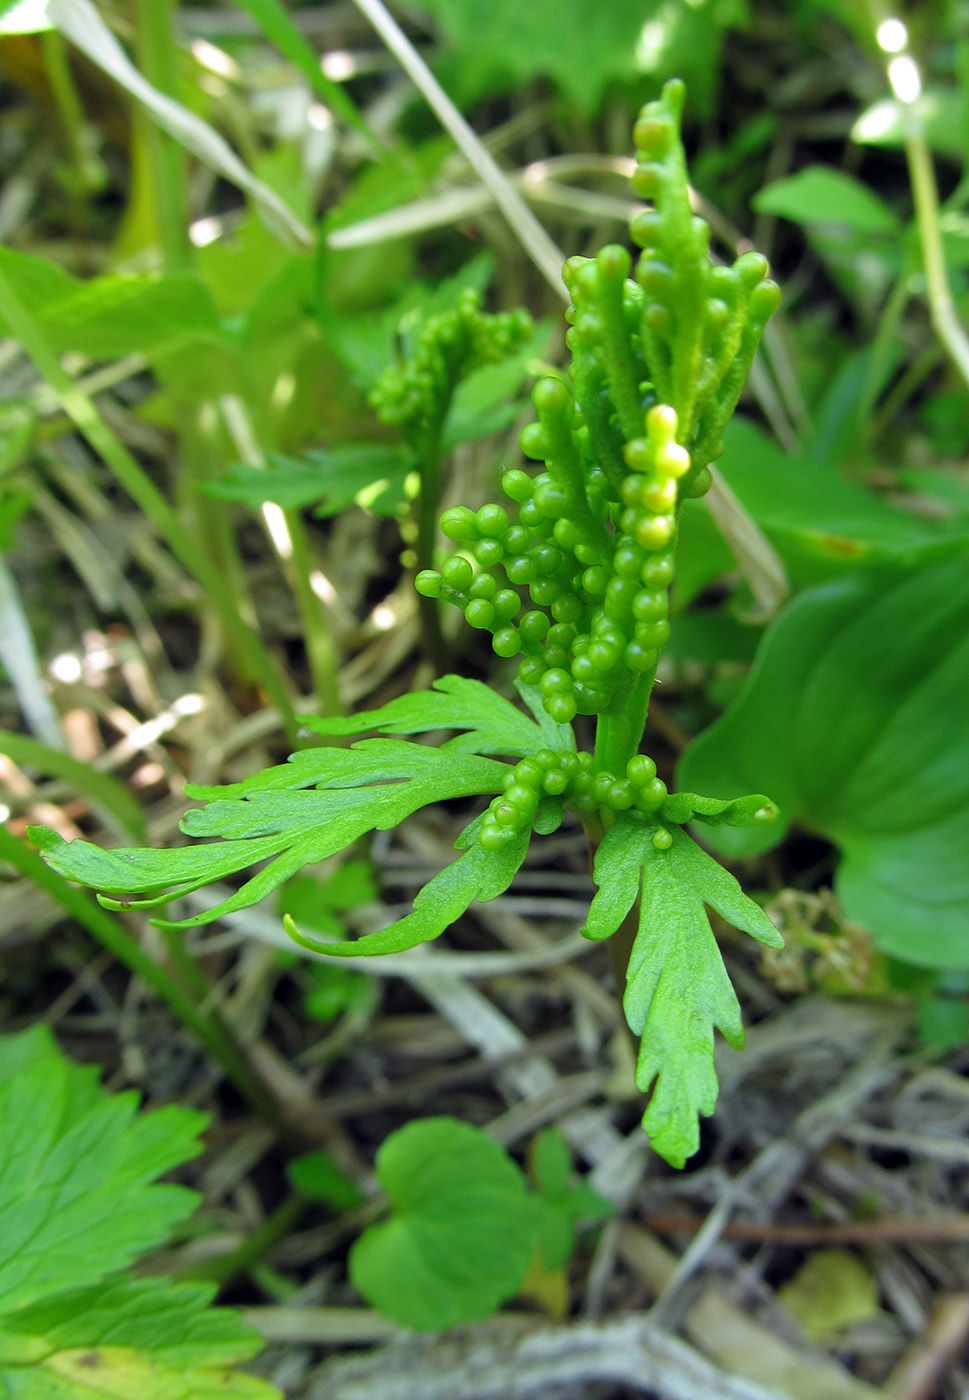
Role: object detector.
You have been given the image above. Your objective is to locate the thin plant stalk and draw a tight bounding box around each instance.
[219,396,343,717]
[0,827,282,1125]
[133,0,265,657]
[136,0,191,275]
[40,30,95,206]
[0,266,299,739]
[905,123,969,392]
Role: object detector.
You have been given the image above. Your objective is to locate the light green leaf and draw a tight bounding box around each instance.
[778,1250,879,1340]
[530,1130,613,1271]
[287,817,529,958]
[30,741,509,930]
[303,676,558,757]
[585,818,781,1167]
[0,1030,279,1397]
[0,1027,204,1316]
[753,166,900,235]
[350,1118,537,1330]
[0,251,221,360]
[678,548,969,967]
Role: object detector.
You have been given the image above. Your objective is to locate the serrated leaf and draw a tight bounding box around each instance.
[30,741,509,931]
[0,1028,205,1316]
[350,1118,537,1330]
[302,676,558,757]
[203,445,410,518]
[678,549,969,967]
[584,818,781,1167]
[287,818,529,957]
[0,1033,279,1398]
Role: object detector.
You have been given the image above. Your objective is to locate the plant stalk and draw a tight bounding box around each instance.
[135,0,191,274]
[903,108,969,392]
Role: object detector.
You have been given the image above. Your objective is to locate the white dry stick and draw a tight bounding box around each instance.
[310,1313,794,1400]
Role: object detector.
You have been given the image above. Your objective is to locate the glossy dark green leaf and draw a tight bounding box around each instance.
[678,550,969,966]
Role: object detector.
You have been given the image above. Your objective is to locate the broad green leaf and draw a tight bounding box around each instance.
[412,0,745,115]
[350,1118,536,1329]
[0,730,145,842]
[753,166,900,235]
[204,446,410,518]
[717,419,935,570]
[0,1027,204,1315]
[0,1278,275,1399]
[584,818,781,1167]
[678,549,969,966]
[0,251,221,360]
[287,816,529,958]
[0,1031,278,1396]
[30,741,509,930]
[303,676,561,757]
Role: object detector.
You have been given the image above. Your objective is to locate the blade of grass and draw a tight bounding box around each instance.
[0,555,64,749]
[45,0,313,248]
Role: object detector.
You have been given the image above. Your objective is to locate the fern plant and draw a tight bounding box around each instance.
[31,80,783,1169]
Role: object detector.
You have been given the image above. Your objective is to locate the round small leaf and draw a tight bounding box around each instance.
[350,1117,537,1330]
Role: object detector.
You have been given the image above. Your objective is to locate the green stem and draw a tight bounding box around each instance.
[219,396,343,716]
[182,1194,306,1286]
[286,510,344,716]
[593,669,654,778]
[0,267,299,740]
[136,0,191,274]
[0,827,281,1124]
[904,113,969,392]
[40,30,93,201]
[415,435,448,673]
